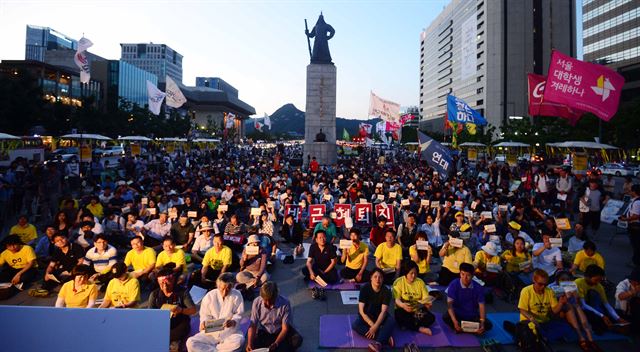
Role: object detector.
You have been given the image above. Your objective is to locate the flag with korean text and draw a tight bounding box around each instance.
[333,204,351,227]
[418,131,453,177]
[146,80,166,115]
[165,76,187,108]
[544,50,624,122]
[528,73,585,125]
[375,203,395,227]
[354,203,372,226]
[400,113,415,125]
[447,95,487,135]
[368,91,401,123]
[308,204,326,228]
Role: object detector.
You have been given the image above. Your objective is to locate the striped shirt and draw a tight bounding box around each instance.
[84,245,118,274]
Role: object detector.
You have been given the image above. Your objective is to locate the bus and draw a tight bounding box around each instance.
[0,136,45,168]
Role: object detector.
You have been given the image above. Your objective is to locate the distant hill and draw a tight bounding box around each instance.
[245,103,381,138]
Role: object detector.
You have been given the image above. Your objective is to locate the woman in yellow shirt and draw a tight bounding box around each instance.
[55,264,98,308]
[437,231,472,286]
[409,231,432,279]
[501,236,533,287]
[392,260,435,336]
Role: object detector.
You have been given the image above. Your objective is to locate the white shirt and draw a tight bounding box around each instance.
[535,174,548,193]
[420,219,443,247]
[532,243,561,276]
[615,279,639,313]
[199,289,244,326]
[144,219,171,240]
[192,234,214,253]
[221,190,234,202]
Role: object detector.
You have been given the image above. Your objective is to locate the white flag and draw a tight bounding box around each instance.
[368,91,400,123]
[254,120,264,132]
[225,113,235,129]
[359,123,372,135]
[165,76,186,108]
[74,37,93,84]
[264,113,272,130]
[146,80,166,115]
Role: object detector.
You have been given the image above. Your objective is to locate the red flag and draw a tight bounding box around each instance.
[544,50,625,122]
[528,73,585,125]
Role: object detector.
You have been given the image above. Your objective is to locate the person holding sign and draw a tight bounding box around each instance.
[409,231,432,280]
[351,268,395,352]
[186,273,245,352]
[237,235,269,289]
[280,214,304,250]
[501,237,533,287]
[148,267,196,351]
[303,230,339,285]
[393,260,436,336]
[443,263,491,334]
[473,242,506,289]
[340,228,370,283]
[438,231,472,286]
[575,265,628,335]
[374,230,402,285]
[533,234,564,279]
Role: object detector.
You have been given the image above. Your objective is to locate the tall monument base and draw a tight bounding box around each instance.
[304,63,337,166]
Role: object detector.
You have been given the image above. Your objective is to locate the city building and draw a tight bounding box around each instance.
[196,77,239,98]
[419,0,576,133]
[120,43,183,83]
[0,60,102,108]
[582,0,640,102]
[92,60,158,112]
[25,25,77,62]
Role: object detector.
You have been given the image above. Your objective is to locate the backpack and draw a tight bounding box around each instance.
[513,321,553,352]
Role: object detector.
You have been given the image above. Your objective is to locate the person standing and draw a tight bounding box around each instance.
[619,185,640,268]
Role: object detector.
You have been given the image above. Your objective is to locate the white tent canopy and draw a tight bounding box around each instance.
[60,133,111,141]
[159,137,187,142]
[0,133,20,140]
[493,141,530,147]
[459,142,486,147]
[192,138,220,143]
[546,141,618,150]
[118,136,152,142]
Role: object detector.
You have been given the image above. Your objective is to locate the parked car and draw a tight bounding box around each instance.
[93,145,124,157]
[597,163,634,177]
[623,163,640,176]
[47,147,78,162]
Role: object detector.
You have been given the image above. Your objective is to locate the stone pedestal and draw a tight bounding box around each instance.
[304,64,337,166]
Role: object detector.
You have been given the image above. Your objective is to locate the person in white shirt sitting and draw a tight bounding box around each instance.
[532,233,563,279]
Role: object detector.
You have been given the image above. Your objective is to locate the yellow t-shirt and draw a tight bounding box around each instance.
[442,246,472,273]
[344,242,369,270]
[104,276,140,307]
[474,251,502,273]
[573,250,605,273]
[58,280,98,308]
[374,243,402,269]
[86,203,104,219]
[409,245,430,274]
[518,285,558,323]
[575,278,608,303]
[202,246,232,270]
[501,250,531,273]
[155,249,187,272]
[124,247,156,272]
[0,245,37,269]
[392,276,429,304]
[10,224,38,244]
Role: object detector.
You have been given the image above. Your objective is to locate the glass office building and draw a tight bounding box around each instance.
[25,25,78,62]
[95,60,158,111]
[120,43,183,83]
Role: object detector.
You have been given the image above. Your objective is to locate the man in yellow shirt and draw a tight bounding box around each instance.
[196,233,232,289]
[517,269,571,342]
[124,236,156,281]
[575,264,628,335]
[340,228,369,283]
[153,236,187,284]
[99,261,140,308]
[9,215,38,245]
[0,235,37,286]
[374,230,402,285]
[570,241,605,276]
[438,231,472,286]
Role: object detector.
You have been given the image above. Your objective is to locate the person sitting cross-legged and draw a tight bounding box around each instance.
[443,263,492,335]
[393,260,436,336]
[99,261,140,309]
[0,235,38,288]
[302,230,339,285]
[351,268,395,352]
[42,233,85,291]
[340,228,370,283]
[236,234,269,290]
[575,264,628,335]
[374,229,402,285]
[192,233,233,290]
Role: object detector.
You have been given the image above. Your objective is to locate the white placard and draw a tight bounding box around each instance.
[189,285,208,305]
[557,193,567,201]
[339,198,346,204]
[188,211,198,218]
[454,201,463,208]
[376,183,383,188]
[389,192,397,198]
[121,206,130,214]
[323,194,332,201]
[549,238,563,248]
[470,200,479,210]
[401,199,410,206]
[148,208,157,215]
[218,204,228,212]
[484,224,496,233]
[421,199,430,207]
[382,267,396,274]
[246,246,260,255]
[489,235,500,243]
[498,205,508,212]
[519,260,532,271]
[340,291,360,305]
[339,239,353,249]
[555,218,571,230]
[141,197,148,205]
[460,232,471,240]
[344,217,353,229]
[359,198,367,204]
[486,263,502,273]
[481,211,493,219]
[461,320,480,333]
[250,208,261,216]
[416,240,430,250]
[299,202,306,208]
[280,193,288,201]
[377,194,385,201]
[560,281,578,293]
[430,201,440,208]
[464,210,474,218]
[449,237,463,248]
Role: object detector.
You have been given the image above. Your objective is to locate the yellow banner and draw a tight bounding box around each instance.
[507,153,517,166]
[80,144,92,162]
[573,152,588,172]
[131,143,141,156]
[166,144,175,154]
[467,148,477,161]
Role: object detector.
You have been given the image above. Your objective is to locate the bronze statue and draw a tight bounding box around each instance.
[305,13,335,64]
[315,128,327,142]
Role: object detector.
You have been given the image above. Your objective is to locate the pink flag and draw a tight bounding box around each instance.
[527,73,585,125]
[543,50,624,122]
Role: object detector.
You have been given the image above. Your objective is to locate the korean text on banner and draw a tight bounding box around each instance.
[308,204,326,227]
[375,203,395,227]
[333,204,351,227]
[418,131,453,177]
[284,204,302,223]
[527,73,584,124]
[368,91,401,123]
[354,203,372,226]
[543,50,624,121]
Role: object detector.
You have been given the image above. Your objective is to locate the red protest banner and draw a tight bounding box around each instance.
[375,203,395,227]
[284,204,301,223]
[308,204,326,228]
[354,203,372,226]
[333,204,352,227]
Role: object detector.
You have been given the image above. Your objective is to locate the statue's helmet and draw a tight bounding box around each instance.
[316,13,326,25]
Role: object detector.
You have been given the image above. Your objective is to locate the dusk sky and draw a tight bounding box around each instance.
[0,0,450,119]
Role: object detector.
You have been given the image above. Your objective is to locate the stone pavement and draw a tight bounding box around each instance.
[2,221,637,351]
